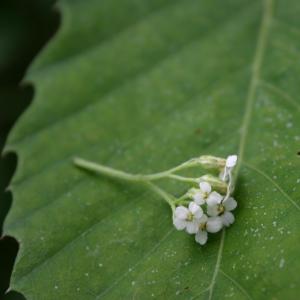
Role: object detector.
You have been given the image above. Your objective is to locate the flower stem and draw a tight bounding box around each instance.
[174,199,190,206]
[145,182,175,212]
[222,171,233,202]
[73,157,200,182]
[166,174,198,183]
[73,157,178,211]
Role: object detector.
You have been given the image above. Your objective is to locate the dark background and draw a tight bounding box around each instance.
[0,1,59,298]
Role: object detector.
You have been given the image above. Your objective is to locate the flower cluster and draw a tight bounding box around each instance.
[74,153,238,247]
[173,155,238,245]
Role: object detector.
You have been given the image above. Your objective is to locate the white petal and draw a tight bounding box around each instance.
[175,206,189,220]
[207,205,219,217]
[193,192,205,205]
[195,230,208,245]
[173,217,186,230]
[207,192,223,206]
[188,202,200,214]
[186,220,199,234]
[223,197,237,211]
[193,206,203,219]
[222,212,235,226]
[226,155,237,168]
[199,214,208,224]
[206,217,223,233]
[199,181,211,194]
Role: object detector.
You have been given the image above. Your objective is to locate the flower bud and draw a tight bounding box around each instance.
[198,174,227,194]
[185,187,201,199]
[197,155,226,170]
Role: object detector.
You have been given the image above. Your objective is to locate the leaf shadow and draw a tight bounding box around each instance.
[0,0,61,298]
[2,290,26,300]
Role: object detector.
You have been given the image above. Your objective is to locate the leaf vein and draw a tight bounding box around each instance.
[243,162,300,211]
[7,90,238,229]
[259,80,300,111]
[220,269,253,300]
[207,229,225,300]
[14,191,149,283]
[95,228,174,299]
[211,1,274,298]
[31,0,182,75]
[236,0,273,174]
[10,2,255,151]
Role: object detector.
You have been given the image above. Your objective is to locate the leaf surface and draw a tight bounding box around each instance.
[4,0,300,299]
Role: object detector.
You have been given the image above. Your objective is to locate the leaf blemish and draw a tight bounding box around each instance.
[194,128,202,135]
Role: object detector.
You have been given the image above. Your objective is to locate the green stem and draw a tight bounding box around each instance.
[174,199,190,206]
[145,182,175,212]
[73,157,178,211]
[73,157,200,182]
[166,174,198,183]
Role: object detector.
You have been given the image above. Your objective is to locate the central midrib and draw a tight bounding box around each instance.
[236,0,274,177]
[208,0,274,299]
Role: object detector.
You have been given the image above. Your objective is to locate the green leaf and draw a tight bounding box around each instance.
[4,0,300,298]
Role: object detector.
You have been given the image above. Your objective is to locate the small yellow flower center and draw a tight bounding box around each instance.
[203,192,209,199]
[186,212,194,221]
[217,204,225,214]
[199,222,206,230]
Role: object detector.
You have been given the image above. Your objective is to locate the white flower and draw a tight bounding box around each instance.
[193,181,223,206]
[206,191,223,206]
[173,202,203,234]
[220,154,238,181]
[195,214,223,245]
[226,155,237,168]
[207,196,237,226]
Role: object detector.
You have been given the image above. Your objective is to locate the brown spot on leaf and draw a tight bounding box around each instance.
[194,128,202,135]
